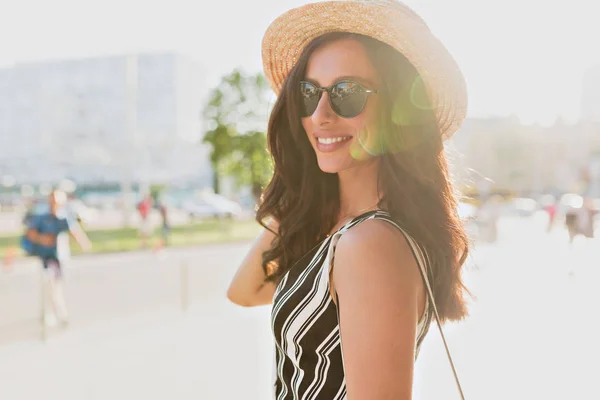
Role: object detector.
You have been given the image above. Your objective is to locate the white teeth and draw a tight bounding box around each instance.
[317,137,349,144]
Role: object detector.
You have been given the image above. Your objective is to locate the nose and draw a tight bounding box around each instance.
[310,91,336,125]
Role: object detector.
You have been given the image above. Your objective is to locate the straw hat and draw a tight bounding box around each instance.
[262,0,468,139]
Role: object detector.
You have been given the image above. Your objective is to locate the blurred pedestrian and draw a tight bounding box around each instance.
[577,197,595,239]
[136,194,153,248]
[227,1,469,398]
[541,195,557,232]
[23,189,92,327]
[564,197,595,244]
[158,201,170,247]
[565,205,579,244]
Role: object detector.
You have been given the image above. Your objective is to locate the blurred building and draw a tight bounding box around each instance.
[581,65,600,197]
[0,53,212,187]
[449,65,600,198]
[448,117,600,197]
[582,65,600,123]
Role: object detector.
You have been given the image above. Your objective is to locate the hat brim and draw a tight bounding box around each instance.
[262,1,467,140]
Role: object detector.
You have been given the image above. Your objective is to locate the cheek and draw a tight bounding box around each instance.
[364,97,381,127]
[301,118,313,139]
[347,114,369,132]
[348,96,380,133]
[349,105,383,159]
[343,110,374,140]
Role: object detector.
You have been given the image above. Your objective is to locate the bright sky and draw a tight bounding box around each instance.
[2,0,599,125]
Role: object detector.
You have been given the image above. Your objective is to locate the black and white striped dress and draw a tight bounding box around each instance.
[271,210,433,400]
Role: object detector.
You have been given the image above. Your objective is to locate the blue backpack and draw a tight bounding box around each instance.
[20,234,39,256]
[20,214,56,258]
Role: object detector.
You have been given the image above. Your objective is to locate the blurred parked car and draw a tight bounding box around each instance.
[182,193,243,220]
[506,197,539,217]
[559,193,583,212]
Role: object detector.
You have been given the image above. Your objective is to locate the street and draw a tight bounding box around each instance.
[0,214,598,399]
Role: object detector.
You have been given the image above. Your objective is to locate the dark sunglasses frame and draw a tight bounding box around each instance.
[299,80,378,119]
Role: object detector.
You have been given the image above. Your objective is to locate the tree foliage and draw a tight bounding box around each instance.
[203,69,273,199]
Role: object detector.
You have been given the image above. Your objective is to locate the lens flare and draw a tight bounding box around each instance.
[410,75,433,111]
[391,98,413,127]
[391,76,433,127]
[350,125,387,159]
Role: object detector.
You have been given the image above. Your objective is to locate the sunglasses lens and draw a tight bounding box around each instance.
[330,81,369,118]
[300,82,320,117]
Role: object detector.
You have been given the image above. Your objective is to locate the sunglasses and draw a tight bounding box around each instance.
[299,80,378,119]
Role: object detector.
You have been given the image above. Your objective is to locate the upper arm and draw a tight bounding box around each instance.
[252,280,278,306]
[333,219,425,400]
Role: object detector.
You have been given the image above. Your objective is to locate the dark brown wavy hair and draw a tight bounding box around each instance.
[256,32,470,322]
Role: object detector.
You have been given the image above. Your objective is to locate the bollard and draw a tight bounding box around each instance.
[180,260,189,312]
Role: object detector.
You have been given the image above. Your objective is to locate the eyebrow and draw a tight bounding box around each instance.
[304,75,378,89]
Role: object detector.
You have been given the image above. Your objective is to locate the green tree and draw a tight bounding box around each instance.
[203,69,273,199]
[226,131,272,200]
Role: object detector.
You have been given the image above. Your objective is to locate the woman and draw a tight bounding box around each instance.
[227,1,470,398]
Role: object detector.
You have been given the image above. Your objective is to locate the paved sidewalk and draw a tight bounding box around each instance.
[0,217,599,399]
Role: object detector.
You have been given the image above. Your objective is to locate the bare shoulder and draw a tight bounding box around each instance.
[335,218,415,270]
[333,218,422,300]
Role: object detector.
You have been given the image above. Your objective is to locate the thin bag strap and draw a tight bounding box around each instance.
[397,225,466,400]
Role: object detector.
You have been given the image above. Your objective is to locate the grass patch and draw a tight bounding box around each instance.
[0,219,262,259]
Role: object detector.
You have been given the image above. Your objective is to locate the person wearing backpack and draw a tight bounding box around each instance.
[24,189,92,327]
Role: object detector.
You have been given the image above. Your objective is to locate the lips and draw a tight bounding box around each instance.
[317,136,351,144]
[314,134,352,153]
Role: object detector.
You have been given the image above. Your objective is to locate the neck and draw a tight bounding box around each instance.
[337,157,382,220]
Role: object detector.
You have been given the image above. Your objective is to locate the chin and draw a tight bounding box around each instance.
[316,161,341,174]
[311,139,355,174]
[313,147,373,175]
[315,155,353,174]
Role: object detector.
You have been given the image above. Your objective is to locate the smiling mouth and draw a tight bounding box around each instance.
[316,136,352,144]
